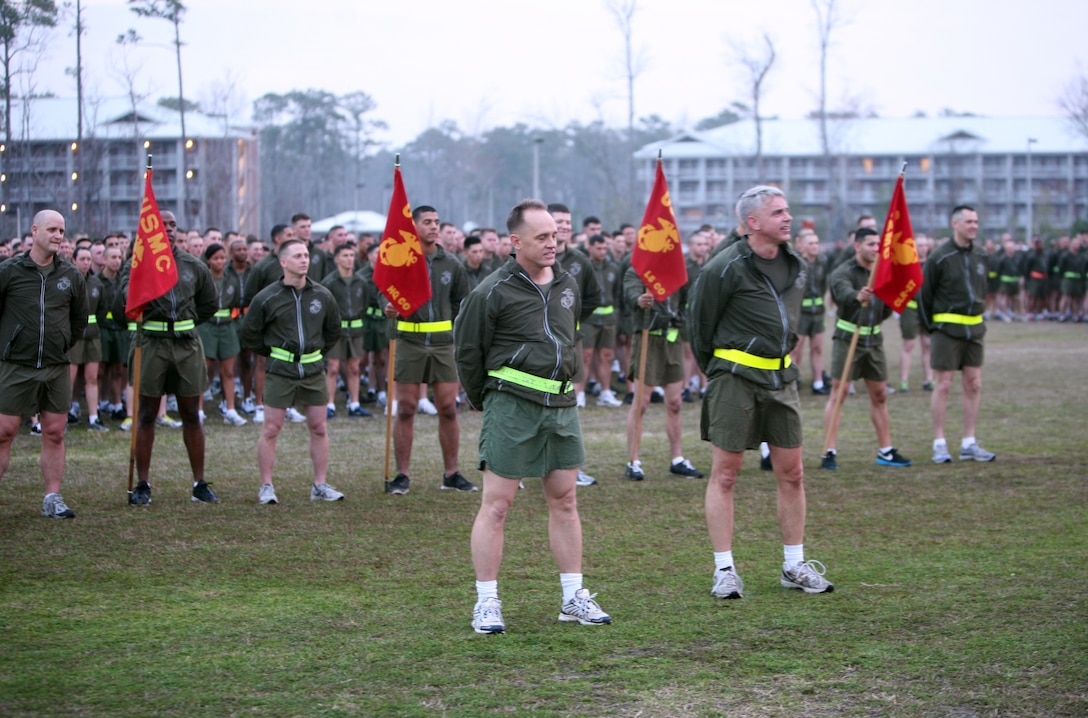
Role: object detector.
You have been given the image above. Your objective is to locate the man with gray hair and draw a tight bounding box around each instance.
[690,186,834,600]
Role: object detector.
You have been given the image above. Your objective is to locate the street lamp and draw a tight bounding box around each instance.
[1026,137,1038,241]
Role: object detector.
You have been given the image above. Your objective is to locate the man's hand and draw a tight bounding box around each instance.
[637,292,654,310]
[857,286,873,305]
[384,302,398,319]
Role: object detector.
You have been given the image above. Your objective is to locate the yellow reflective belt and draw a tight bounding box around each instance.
[593,305,615,315]
[127,322,137,332]
[933,312,983,325]
[106,311,114,320]
[397,320,452,333]
[269,347,323,364]
[906,300,918,309]
[366,307,383,318]
[87,315,97,325]
[835,318,881,336]
[142,319,196,332]
[213,309,232,319]
[648,327,680,342]
[713,348,792,371]
[487,366,570,395]
[988,271,997,278]
[801,297,825,308]
[1064,271,1080,279]
[341,318,364,329]
[1000,275,1019,283]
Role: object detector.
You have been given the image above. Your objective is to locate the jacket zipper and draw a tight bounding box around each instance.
[293,287,305,379]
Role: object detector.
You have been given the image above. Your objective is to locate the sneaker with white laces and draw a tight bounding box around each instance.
[30,422,42,437]
[384,473,410,495]
[87,416,109,432]
[781,559,834,594]
[959,442,996,462]
[417,397,438,415]
[285,407,306,423]
[157,414,183,429]
[252,406,265,424]
[241,397,257,414]
[223,409,247,426]
[932,442,952,464]
[129,480,151,505]
[575,469,598,486]
[596,389,623,407]
[441,471,478,492]
[876,447,912,467]
[624,460,644,481]
[258,484,278,505]
[311,482,345,501]
[41,492,75,519]
[711,567,744,599]
[472,597,505,634]
[559,588,612,625]
[669,458,704,478]
[191,481,220,503]
[165,395,179,413]
[119,417,133,432]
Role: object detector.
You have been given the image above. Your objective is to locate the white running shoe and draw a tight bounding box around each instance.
[310,482,345,501]
[559,588,611,625]
[417,397,438,415]
[165,395,179,413]
[223,409,247,426]
[241,396,257,414]
[41,492,75,519]
[596,390,623,407]
[711,567,744,599]
[575,469,598,486]
[252,406,265,424]
[258,484,278,505]
[285,407,306,423]
[156,414,183,429]
[472,597,505,634]
[781,559,834,594]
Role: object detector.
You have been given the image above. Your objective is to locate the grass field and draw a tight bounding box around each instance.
[1,321,1086,717]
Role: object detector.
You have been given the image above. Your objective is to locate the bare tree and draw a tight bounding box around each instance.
[607,0,644,219]
[731,33,776,182]
[340,90,386,210]
[1059,67,1088,140]
[810,0,850,242]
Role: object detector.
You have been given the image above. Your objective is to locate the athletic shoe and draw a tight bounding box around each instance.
[932,443,953,464]
[898,381,909,393]
[326,406,336,419]
[624,460,645,481]
[812,384,830,396]
[129,480,151,505]
[311,482,345,501]
[197,410,206,425]
[623,392,634,405]
[575,469,598,487]
[67,409,80,425]
[119,417,133,432]
[217,400,228,417]
[202,387,215,402]
[820,450,838,470]
[960,442,996,462]
[223,409,247,426]
[385,473,410,495]
[669,458,704,478]
[441,471,478,492]
[586,379,601,397]
[781,559,834,594]
[110,407,128,421]
[575,391,586,408]
[877,447,912,467]
[885,385,897,395]
[559,588,611,625]
[285,407,306,423]
[681,388,694,403]
[596,390,623,407]
[847,382,856,396]
[252,406,265,424]
[472,597,505,634]
[650,387,665,404]
[241,397,257,414]
[363,389,377,404]
[347,404,371,417]
[191,481,220,503]
[417,397,438,415]
[922,381,934,392]
[258,484,278,505]
[760,454,773,471]
[711,567,744,599]
[157,415,183,428]
[88,417,109,432]
[41,492,75,519]
[165,395,178,413]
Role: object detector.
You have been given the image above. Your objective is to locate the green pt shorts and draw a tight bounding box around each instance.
[264,370,328,409]
[394,340,458,384]
[198,321,241,361]
[326,334,365,361]
[628,331,685,386]
[69,337,102,365]
[0,362,71,416]
[797,312,826,337]
[479,390,585,479]
[830,338,887,382]
[930,331,984,371]
[582,321,617,350]
[130,333,208,398]
[100,326,131,365]
[700,372,803,452]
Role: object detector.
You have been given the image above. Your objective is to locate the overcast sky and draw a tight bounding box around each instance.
[26,0,1088,146]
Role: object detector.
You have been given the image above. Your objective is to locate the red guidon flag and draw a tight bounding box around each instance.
[631,159,687,300]
[125,168,178,319]
[373,165,431,317]
[873,174,923,312]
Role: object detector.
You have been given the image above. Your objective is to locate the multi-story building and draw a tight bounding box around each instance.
[634,116,1088,241]
[1,97,259,239]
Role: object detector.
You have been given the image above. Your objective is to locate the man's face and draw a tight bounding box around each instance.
[162,211,179,244]
[415,212,441,248]
[497,235,512,259]
[747,196,792,244]
[248,242,268,264]
[857,216,878,231]
[279,243,310,278]
[74,249,92,274]
[689,232,710,261]
[621,226,636,251]
[856,234,880,265]
[90,243,105,268]
[585,221,602,238]
[205,230,223,244]
[334,246,356,270]
[0,244,10,259]
[230,240,248,265]
[465,243,484,268]
[480,231,498,255]
[188,235,205,256]
[796,233,820,261]
[104,247,122,273]
[439,223,459,251]
[32,212,66,257]
[551,212,572,249]
[328,227,349,248]
[588,240,609,263]
[513,209,558,272]
[293,219,312,241]
[951,209,979,243]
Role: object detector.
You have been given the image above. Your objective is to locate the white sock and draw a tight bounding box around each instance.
[671,456,685,466]
[559,573,583,603]
[348,402,360,410]
[714,551,735,571]
[327,403,336,410]
[760,442,771,459]
[88,414,98,422]
[879,446,893,455]
[784,544,804,570]
[475,580,498,603]
[933,438,947,450]
[813,380,824,389]
[961,437,976,449]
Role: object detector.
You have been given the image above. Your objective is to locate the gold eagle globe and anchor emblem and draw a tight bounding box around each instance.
[380,230,423,268]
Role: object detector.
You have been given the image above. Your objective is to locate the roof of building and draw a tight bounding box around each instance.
[8,96,255,142]
[634,116,1088,160]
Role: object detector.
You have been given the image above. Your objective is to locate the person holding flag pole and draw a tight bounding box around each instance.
[623,152,702,481]
[121,155,219,506]
[821,166,920,470]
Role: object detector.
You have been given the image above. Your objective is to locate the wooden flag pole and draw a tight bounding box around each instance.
[126,154,154,496]
[629,307,651,465]
[383,338,397,482]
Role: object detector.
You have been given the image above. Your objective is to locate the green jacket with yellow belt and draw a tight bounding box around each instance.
[622,264,686,335]
[828,258,892,348]
[689,238,804,390]
[454,257,581,410]
[919,238,988,340]
[394,245,469,347]
[321,270,370,338]
[114,246,217,339]
[240,278,342,379]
